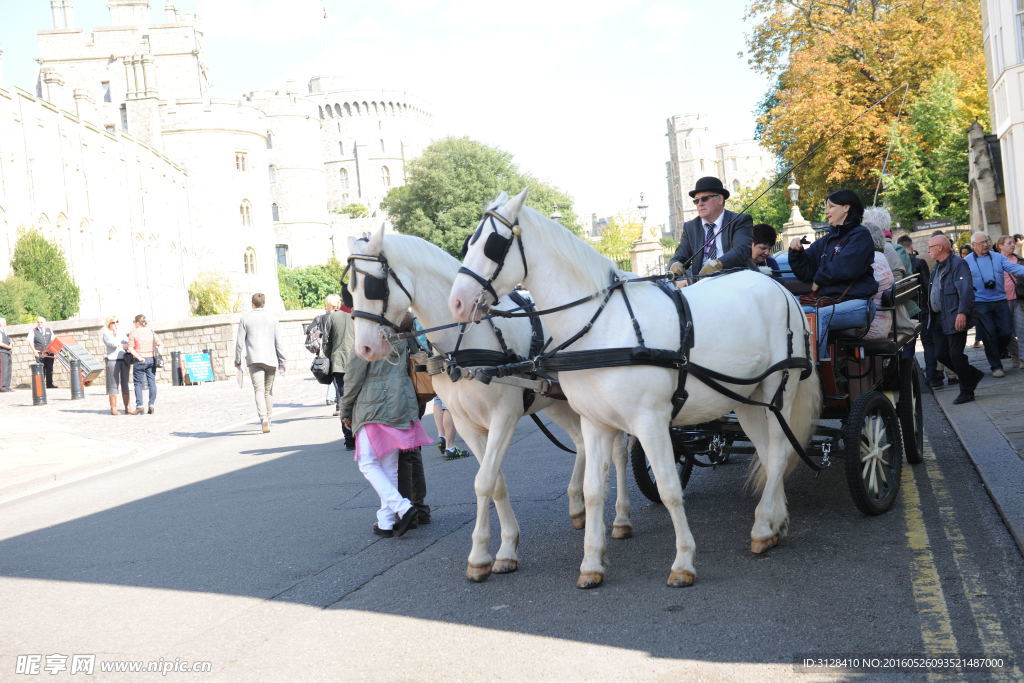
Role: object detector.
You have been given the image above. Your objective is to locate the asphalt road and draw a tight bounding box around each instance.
[0,391,1021,681]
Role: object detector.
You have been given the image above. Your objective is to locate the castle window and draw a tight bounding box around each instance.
[244,247,257,274]
[380,138,385,152]
[266,131,273,149]
[240,200,253,227]
[341,193,349,204]
[335,103,342,117]
[344,102,352,116]
[235,152,247,172]
[1018,1,1024,60]
[339,141,344,155]
[271,203,280,221]
[268,165,277,183]
[318,106,324,119]
[276,244,289,266]
[380,165,391,188]
[101,81,111,103]
[339,168,349,189]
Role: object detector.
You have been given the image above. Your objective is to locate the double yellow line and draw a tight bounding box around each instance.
[902,438,1021,680]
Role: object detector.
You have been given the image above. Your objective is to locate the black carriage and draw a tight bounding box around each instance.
[631,274,924,516]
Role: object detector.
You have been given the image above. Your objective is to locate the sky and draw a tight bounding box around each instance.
[0,0,773,228]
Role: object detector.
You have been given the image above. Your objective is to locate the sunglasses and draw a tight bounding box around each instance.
[692,194,721,205]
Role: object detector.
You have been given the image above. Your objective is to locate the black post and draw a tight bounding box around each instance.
[30,362,47,406]
[69,359,85,399]
[170,350,182,386]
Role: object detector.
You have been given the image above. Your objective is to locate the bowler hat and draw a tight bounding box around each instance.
[689,176,730,200]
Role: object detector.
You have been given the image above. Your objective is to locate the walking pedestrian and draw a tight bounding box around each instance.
[926,234,984,404]
[32,317,57,388]
[340,335,432,538]
[321,290,355,446]
[963,232,1024,377]
[101,316,135,414]
[0,318,12,392]
[127,314,162,414]
[996,235,1024,368]
[234,293,286,433]
[306,296,337,412]
[899,235,943,386]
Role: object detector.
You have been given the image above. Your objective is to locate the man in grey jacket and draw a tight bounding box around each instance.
[234,293,286,432]
[668,176,753,284]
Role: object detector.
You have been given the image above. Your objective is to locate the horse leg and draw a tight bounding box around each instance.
[635,420,697,587]
[735,404,788,554]
[577,418,615,589]
[539,401,586,530]
[609,433,633,539]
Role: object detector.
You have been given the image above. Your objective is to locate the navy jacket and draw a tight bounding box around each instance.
[929,254,975,336]
[788,223,877,299]
[669,210,753,279]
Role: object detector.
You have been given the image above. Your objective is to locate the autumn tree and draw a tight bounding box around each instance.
[726,177,793,230]
[381,137,581,256]
[745,0,988,209]
[592,217,642,264]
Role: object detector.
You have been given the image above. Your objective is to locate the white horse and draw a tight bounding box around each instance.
[450,190,821,588]
[347,219,633,583]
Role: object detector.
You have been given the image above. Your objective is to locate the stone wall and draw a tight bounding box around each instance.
[3,309,320,390]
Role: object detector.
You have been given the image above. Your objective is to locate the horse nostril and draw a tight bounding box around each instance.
[360,345,372,357]
[453,299,463,315]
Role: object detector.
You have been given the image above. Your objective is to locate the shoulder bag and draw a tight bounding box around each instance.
[407,355,435,402]
[310,350,333,385]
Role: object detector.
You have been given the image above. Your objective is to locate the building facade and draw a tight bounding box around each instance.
[0,1,431,322]
[665,114,775,238]
[981,1,1024,240]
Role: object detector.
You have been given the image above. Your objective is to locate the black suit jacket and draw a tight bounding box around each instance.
[669,210,754,279]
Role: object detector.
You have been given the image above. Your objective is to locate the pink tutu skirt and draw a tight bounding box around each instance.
[355,420,433,460]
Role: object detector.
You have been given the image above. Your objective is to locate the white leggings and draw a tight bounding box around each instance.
[355,430,412,530]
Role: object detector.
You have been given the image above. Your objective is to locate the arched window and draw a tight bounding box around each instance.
[352,102,360,115]
[344,102,352,116]
[338,141,344,155]
[325,106,333,118]
[240,200,252,226]
[362,101,369,114]
[380,165,391,188]
[318,106,324,119]
[268,165,277,183]
[244,247,257,274]
[389,102,395,114]
[380,138,385,152]
[266,131,273,149]
[339,168,349,189]
[372,102,379,116]
[271,203,280,221]
[335,103,342,117]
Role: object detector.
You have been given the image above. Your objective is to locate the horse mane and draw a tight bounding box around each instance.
[519,205,618,293]
[379,233,460,281]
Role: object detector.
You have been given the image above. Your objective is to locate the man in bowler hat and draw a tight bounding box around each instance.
[668,176,753,285]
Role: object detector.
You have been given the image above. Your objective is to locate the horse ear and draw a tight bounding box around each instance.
[347,236,363,254]
[487,192,509,210]
[502,188,529,219]
[366,222,386,254]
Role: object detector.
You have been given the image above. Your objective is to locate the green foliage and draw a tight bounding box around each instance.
[188,273,237,316]
[0,275,53,324]
[335,203,369,218]
[659,237,677,252]
[381,137,582,256]
[592,217,641,263]
[726,178,793,230]
[10,230,79,320]
[325,257,346,287]
[880,70,970,227]
[277,264,338,310]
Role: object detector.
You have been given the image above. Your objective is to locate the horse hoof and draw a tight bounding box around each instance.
[576,571,604,589]
[570,513,585,530]
[466,564,492,582]
[611,524,633,540]
[492,559,518,574]
[751,535,780,554]
[667,569,696,587]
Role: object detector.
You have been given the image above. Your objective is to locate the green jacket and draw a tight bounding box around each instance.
[340,339,419,435]
[321,310,355,374]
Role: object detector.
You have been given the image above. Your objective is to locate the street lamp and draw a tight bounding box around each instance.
[786,173,805,223]
[637,192,649,228]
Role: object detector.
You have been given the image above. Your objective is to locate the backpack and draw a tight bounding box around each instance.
[304,316,324,354]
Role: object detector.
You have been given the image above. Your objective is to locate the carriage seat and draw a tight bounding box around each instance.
[834,278,924,355]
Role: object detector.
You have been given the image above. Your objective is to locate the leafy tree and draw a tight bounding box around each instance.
[10,229,80,320]
[0,275,52,324]
[880,70,970,226]
[277,264,337,310]
[188,273,237,316]
[746,0,988,209]
[592,217,641,263]
[381,137,582,256]
[335,203,369,218]
[726,177,793,230]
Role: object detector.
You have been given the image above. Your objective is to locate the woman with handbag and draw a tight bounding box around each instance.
[340,327,432,538]
[788,189,878,362]
[997,235,1024,368]
[127,314,162,414]
[101,316,136,415]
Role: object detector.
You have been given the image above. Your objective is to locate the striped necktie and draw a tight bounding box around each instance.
[704,223,717,261]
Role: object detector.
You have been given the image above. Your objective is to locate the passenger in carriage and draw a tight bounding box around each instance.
[788,189,878,362]
[747,223,782,276]
[862,223,896,341]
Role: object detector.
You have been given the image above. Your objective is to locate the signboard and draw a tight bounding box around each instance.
[913,218,953,232]
[48,335,103,383]
[183,353,214,383]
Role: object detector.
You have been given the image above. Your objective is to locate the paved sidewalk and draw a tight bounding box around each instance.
[922,330,1024,556]
[0,372,333,502]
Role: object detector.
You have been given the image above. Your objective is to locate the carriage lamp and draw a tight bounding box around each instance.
[787,174,800,205]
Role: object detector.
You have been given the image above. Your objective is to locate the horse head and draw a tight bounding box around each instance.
[450,189,529,322]
[347,223,415,361]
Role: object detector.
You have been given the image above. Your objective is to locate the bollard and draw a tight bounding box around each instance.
[170,350,182,386]
[30,362,47,405]
[69,359,85,399]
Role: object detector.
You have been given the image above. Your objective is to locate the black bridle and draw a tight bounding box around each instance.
[457,209,528,306]
[345,252,413,332]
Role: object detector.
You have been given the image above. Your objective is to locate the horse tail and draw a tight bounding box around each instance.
[745,295,822,495]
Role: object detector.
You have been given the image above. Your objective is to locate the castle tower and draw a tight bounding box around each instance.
[665,114,715,237]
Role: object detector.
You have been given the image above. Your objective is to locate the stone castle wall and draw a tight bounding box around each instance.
[3,309,321,390]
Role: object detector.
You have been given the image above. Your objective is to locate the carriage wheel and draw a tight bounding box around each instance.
[897,359,924,464]
[843,391,903,515]
[629,435,694,504]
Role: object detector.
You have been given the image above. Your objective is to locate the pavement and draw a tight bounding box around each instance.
[2,332,1023,556]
